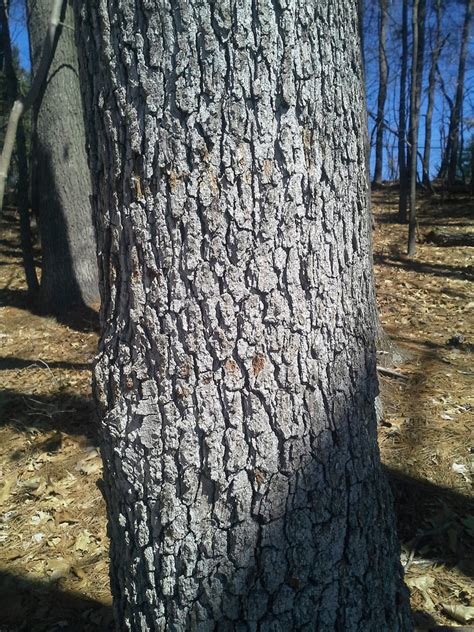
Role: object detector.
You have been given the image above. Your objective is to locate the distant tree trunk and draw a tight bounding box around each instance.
[398,0,409,223]
[358,0,365,68]
[408,0,421,256]
[373,0,388,186]
[422,0,443,187]
[470,141,474,194]
[407,0,426,174]
[440,0,473,184]
[27,0,98,314]
[0,0,39,295]
[75,1,413,630]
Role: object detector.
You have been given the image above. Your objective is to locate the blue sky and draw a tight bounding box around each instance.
[365,0,474,180]
[8,0,473,181]
[9,0,30,70]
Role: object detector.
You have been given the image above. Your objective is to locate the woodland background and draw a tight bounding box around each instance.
[0,0,473,630]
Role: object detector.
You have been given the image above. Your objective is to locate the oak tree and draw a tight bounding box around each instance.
[75,1,413,629]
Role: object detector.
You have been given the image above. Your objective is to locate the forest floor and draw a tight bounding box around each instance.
[0,187,473,631]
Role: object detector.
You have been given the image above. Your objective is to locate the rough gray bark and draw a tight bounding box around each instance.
[27,0,98,313]
[373,0,388,186]
[75,1,413,630]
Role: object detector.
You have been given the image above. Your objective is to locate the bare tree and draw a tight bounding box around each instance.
[373,0,388,186]
[408,0,422,256]
[398,0,409,223]
[422,0,444,187]
[439,0,473,184]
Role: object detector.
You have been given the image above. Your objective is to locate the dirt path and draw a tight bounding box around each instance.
[0,190,473,631]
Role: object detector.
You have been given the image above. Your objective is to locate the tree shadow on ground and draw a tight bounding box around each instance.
[1,214,99,334]
[0,570,113,632]
[1,368,473,627]
[0,285,100,334]
[0,389,98,444]
[375,211,406,225]
[374,253,474,282]
[391,334,474,353]
[385,467,474,581]
[380,340,474,589]
[0,357,91,371]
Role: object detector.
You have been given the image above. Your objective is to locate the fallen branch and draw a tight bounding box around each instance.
[426,228,474,247]
[377,366,409,380]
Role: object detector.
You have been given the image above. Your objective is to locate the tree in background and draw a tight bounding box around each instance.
[0,0,38,294]
[75,0,413,629]
[439,0,473,185]
[398,0,409,223]
[408,0,424,256]
[359,0,473,197]
[27,0,98,313]
[373,0,388,186]
[422,0,444,187]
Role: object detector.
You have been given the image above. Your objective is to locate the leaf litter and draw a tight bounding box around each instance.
[0,189,473,630]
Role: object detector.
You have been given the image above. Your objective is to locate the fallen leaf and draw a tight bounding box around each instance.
[75,456,101,476]
[31,532,45,544]
[452,462,471,482]
[31,511,53,526]
[442,604,474,624]
[75,531,92,552]
[71,565,85,580]
[0,475,16,504]
[48,558,71,581]
[20,477,41,491]
[406,575,435,591]
[55,510,79,525]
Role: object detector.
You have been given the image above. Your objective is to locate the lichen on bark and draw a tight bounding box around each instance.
[74,1,413,630]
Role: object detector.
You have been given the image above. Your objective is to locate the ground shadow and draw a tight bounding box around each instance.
[0,284,100,334]
[1,381,473,626]
[374,253,474,282]
[0,357,91,371]
[380,341,473,587]
[389,333,473,353]
[1,211,100,335]
[0,570,113,632]
[385,467,474,581]
[0,389,98,444]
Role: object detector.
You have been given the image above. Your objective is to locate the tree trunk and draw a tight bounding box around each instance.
[27,0,98,314]
[398,0,409,223]
[0,0,39,296]
[445,0,473,185]
[408,0,423,256]
[75,1,413,630]
[422,0,443,187]
[373,0,388,186]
